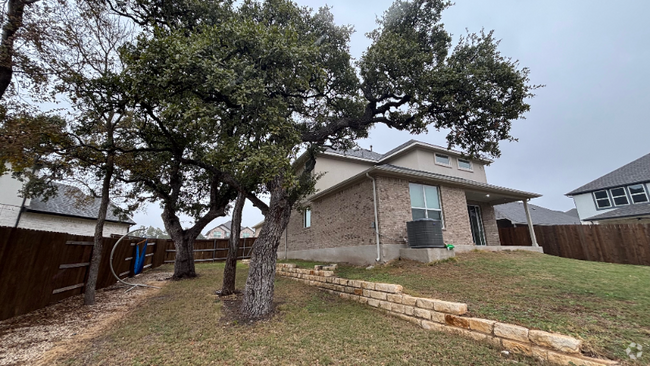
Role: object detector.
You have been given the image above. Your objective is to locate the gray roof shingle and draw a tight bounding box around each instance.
[27,183,135,224]
[585,203,650,221]
[495,202,581,226]
[567,152,650,195]
[324,147,382,161]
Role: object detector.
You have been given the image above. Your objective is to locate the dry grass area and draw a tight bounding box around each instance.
[0,270,171,366]
[46,262,540,366]
[287,250,650,365]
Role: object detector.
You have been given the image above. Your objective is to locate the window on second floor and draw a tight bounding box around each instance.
[434,153,451,167]
[593,190,611,209]
[215,231,222,238]
[610,187,629,206]
[457,159,472,171]
[628,184,649,203]
[409,183,443,224]
[242,232,251,238]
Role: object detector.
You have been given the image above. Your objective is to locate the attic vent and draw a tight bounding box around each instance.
[406,219,445,248]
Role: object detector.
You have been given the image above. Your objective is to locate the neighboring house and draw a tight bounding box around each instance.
[206,220,255,239]
[564,208,579,219]
[566,152,650,224]
[0,173,134,236]
[252,220,264,237]
[281,139,541,264]
[494,202,581,228]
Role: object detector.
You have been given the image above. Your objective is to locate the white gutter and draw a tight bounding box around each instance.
[366,173,381,262]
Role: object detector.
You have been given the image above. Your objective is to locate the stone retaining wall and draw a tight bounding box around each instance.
[276,263,618,366]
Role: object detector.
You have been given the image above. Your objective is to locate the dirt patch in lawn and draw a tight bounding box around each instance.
[217,292,284,325]
[0,270,171,366]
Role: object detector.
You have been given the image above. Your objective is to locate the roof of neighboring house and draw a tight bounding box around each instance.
[585,203,650,221]
[495,202,581,226]
[567,152,650,196]
[26,183,135,225]
[309,164,540,203]
[564,208,579,219]
[322,139,493,164]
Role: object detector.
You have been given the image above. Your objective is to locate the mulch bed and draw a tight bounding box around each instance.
[0,271,171,366]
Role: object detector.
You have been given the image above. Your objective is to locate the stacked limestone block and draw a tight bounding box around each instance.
[276,263,618,366]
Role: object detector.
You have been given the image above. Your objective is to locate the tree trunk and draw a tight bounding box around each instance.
[241,179,292,318]
[0,0,28,99]
[220,191,245,295]
[84,155,114,305]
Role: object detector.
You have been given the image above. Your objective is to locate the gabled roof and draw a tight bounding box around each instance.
[207,220,254,234]
[567,152,650,196]
[26,183,135,225]
[585,203,650,221]
[495,202,581,226]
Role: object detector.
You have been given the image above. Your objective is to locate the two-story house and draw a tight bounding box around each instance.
[206,220,256,239]
[280,140,541,264]
[566,152,650,224]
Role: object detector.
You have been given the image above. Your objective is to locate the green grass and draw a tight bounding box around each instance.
[287,251,650,365]
[55,261,540,366]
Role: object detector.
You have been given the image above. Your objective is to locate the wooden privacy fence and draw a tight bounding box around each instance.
[498,224,650,266]
[0,227,255,321]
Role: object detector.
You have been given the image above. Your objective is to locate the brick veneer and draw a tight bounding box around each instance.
[284,179,376,251]
[277,264,618,366]
[284,174,501,253]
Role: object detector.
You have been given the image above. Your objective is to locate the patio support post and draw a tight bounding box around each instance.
[522,199,539,247]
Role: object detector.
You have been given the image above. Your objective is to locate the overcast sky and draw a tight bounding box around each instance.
[133,0,650,233]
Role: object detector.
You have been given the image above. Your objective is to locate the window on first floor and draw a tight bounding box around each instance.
[593,190,612,209]
[628,184,649,203]
[409,183,443,223]
[610,187,629,206]
[304,208,311,228]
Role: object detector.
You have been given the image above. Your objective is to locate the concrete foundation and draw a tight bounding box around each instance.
[453,245,544,254]
[282,244,406,265]
[399,248,456,263]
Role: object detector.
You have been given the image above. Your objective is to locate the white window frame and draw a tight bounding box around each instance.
[609,187,630,207]
[304,208,312,228]
[242,232,251,238]
[434,153,452,167]
[215,231,222,238]
[627,184,649,204]
[592,190,612,209]
[409,183,444,227]
[457,158,473,172]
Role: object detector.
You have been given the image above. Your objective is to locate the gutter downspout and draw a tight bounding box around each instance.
[366,173,381,262]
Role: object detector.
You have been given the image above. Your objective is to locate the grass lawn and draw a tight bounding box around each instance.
[54,262,541,366]
[283,251,650,365]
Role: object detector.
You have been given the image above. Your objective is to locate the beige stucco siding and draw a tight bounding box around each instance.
[313,155,374,192]
[383,148,487,183]
[0,169,31,207]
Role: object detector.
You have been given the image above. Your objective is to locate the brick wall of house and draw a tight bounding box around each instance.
[479,203,500,246]
[375,176,411,244]
[285,179,376,251]
[440,186,474,246]
[284,174,499,251]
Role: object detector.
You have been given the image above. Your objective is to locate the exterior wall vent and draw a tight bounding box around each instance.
[406,219,445,248]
